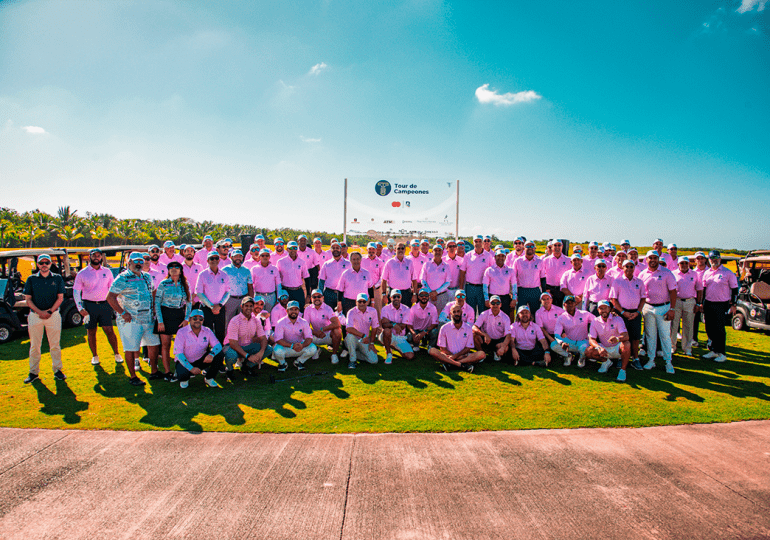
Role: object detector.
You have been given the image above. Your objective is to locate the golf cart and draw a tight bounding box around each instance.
[732,250,770,332]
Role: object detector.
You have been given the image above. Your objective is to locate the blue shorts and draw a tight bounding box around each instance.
[117,319,160,352]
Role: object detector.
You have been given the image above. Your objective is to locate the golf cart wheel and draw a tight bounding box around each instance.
[0,323,12,343]
[731,312,746,331]
[66,308,83,327]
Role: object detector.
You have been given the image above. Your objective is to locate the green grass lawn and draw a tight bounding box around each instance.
[0,326,768,433]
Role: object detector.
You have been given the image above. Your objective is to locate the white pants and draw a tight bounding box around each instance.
[312,333,333,346]
[642,303,672,363]
[344,334,378,364]
[378,332,412,354]
[28,311,62,375]
[273,344,318,365]
[550,337,589,357]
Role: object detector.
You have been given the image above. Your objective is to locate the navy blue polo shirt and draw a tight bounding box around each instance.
[23,272,66,311]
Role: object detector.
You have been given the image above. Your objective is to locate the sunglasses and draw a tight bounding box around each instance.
[37,261,51,265]
[190,316,204,321]
[311,295,323,299]
[596,264,607,268]
[357,300,367,304]
[209,256,220,260]
[490,301,501,305]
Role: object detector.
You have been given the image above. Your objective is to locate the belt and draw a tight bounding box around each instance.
[466,282,482,287]
[254,291,276,295]
[284,286,302,291]
[649,302,670,307]
[620,308,638,312]
[83,299,107,304]
[231,295,245,299]
[678,297,695,300]
[326,288,341,294]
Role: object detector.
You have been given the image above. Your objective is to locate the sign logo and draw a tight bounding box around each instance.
[375,180,391,196]
[392,201,401,207]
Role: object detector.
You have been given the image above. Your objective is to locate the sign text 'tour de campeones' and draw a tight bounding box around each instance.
[393,184,429,195]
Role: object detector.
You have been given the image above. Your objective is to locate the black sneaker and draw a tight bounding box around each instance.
[226,370,236,382]
[148,372,165,380]
[53,371,67,381]
[165,372,179,383]
[466,364,474,373]
[277,363,288,372]
[296,362,306,371]
[24,373,39,384]
[129,376,146,386]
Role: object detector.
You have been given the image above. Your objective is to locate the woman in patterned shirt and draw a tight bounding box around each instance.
[153,261,191,381]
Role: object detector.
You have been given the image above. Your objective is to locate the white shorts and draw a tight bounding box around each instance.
[378,332,412,354]
[603,343,622,359]
[118,320,159,352]
[312,333,333,346]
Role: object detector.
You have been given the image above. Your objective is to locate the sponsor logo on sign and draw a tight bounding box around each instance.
[375,180,392,196]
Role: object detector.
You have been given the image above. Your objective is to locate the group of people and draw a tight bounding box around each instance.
[22,234,740,388]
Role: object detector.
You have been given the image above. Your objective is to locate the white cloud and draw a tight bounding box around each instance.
[475,84,541,106]
[309,62,328,76]
[22,125,47,134]
[737,0,767,13]
[300,135,321,143]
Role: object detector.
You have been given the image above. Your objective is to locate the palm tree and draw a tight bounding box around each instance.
[90,226,111,246]
[113,219,138,244]
[57,224,84,247]
[0,220,15,248]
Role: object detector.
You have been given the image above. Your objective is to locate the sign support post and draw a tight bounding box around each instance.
[343,178,348,244]
[455,179,460,241]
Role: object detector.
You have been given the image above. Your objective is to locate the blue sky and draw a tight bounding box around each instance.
[1,0,768,249]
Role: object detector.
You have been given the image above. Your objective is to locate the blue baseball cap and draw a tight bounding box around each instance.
[418,287,430,296]
[259,248,271,255]
[311,289,323,296]
[287,300,300,309]
[564,295,576,303]
[148,244,160,251]
[274,238,285,245]
[37,254,52,262]
[389,289,402,298]
[646,250,660,258]
[494,249,505,256]
[367,242,377,249]
[129,252,144,263]
[278,291,289,300]
[594,258,607,266]
[89,247,102,254]
[231,249,243,257]
[455,290,466,298]
[256,234,265,240]
[287,241,299,249]
[597,300,612,308]
[297,234,308,240]
[709,250,721,259]
[517,305,530,315]
[433,244,444,251]
[489,295,502,303]
[356,292,369,302]
[203,235,213,241]
[189,309,205,319]
[163,241,175,248]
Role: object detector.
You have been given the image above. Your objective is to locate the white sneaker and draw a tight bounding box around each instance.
[143,357,150,364]
[714,354,727,363]
[385,353,393,365]
[91,356,100,365]
[412,345,421,352]
[563,356,572,367]
[665,362,675,374]
[639,348,646,357]
[690,340,698,348]
[114,354,124,364]
[312,349,320,360]
[180,380,189,389]
[204,378,219,388]
[134,359,141,370]
[598,359,613,373]
[616,369,627,382]
[677,332,682,341]
[683,349,692,357]
[702,351,718,359]
[577,355,586,368]
[644,359,656,370]
[340,349,349,358]
[331,354,340,365]
[493,353,501,362]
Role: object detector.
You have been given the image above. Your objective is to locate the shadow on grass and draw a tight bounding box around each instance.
[32,378,89,424]
[0,326,87,362]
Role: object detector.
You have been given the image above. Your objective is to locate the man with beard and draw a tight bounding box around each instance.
[73,248,122,366]
[181,244,203,303]
[143,252,164,290]
[583,259,613,316]
[296,235,318,294]
[442,239,464,298]
[223,296,270,380]
[505,237,526,267]
[159,240,185,266]
[362,242,385,316]
[509,305,550,367]
[534,291,564,348]
[560,253,590,309]
[174,309,224,389]
[473,295,511,362]
[438,289,476,326]
[513,240,545,313]
[381,242,416,306]
[304,289,343,365]
[318,242,351,310]
[338,251,373,315]
[147,244,167,277]
[272,300,317,371]
[408,288,439,351]
[483,249,517,316]
[250,248,283,312]
[277,241,310,306]
[221,248,253,327]
[213,239,232,269]
[243,243,262,270]
[550,296,594,368]
[196,251,231,343]
[700,250,739,364]
[270,238,288,265]
[638,250,678,374]
[193,235,215,266]
[344,293,380,368]
[542,240,570,307]
[421,244,452,314]
[379,289,415,364]
[459,236,494,316]
[662,243,680,269]
[587,300,631,380]
[430,303,486,372]
[671,256,703,357]
[609,259,646,372]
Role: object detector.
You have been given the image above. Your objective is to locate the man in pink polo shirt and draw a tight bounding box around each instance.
[181,245,203,303]
[483,249,517,316]
[609,259,646,371]
[509,305,551,366]
[628,248,646,275]
[211,240,231,269]
[662,243,679,269]
[430,303,486,372]
[304,289,343,365]
[583,242,601,267]
[587,300,631,380]
[408,288,439,351]
[223,296,271,380]
[381,242,415,307]
[442,239,464,297]
[173,309,224,389]
[272,300,317,371]
[362,242,385,317]
[193,235,215,267]
[460,235,494,316]
[269,238,288,265]
[583,259,613,316]
[379,289,414,364]
[243,243,262,270]
[406,240,428,295]
[692,251,710,347]
[344,293,380,368]
[338,252,373,315]
[380,238,396,260]
[472,295,511,361]
[277,241,310,306]
[513,240,545,313]
[250,248,283,312]
[672,256,703,357]
[195,251,231,343]
[505,237,526,267]
[421,244,452,314]
[318,243,351,310]
[607,250,628,280]
[439,289,476,326]
[550,296,594,367]
[542,239,570,307]
[159,241,185,266]
[638,250,678,373]
[701,250,739,363]
[534,291,564,347]
[560,254,590,309]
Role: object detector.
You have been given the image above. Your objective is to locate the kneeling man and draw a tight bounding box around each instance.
[586,300,631,381]
[174,309,224,389]
[429,304,486,372]
[273,301,317,371]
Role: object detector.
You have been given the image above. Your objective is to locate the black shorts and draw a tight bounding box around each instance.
[83,300,115,329]
[154,306,186,335]
[622,310,642,341]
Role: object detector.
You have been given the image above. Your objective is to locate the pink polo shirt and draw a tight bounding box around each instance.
[318,257,351,290]
[381,303,412,336]
[382,257,414,290]
[673,269,703,300]
[407,253,429,281]
[505,251,525,268]
[73,265,114,302]
[510,321,544,350]
[437,322,474,355]
[147,266,165,290]
[346,306,379,337]
[535,305,564,335]
[195,268,230,304]
[409,302,439,331]
[514,256,544,289]
[609,275,646,310]
[182,261,203,301]
[554,310,594,341]
[606,266,624,280]
[274,315,312,344]
[441,301,476,325]
[442,254,464,288]
[174,325,220,361]
[159,252,185,266]
[560,267,590,296]
[243,256,262,270]
[338,267,373,300]
[270,304,288,327]
[314,249,332,264]
[583,274,613,303]
[297,247,319,269]
[250,263,281,294]
[303,303,337,331]
[662,252,678,269]
[380,247,395,260]
[361,256,384,285]
[639,267,677,305]
[483,264,515,296]
[225,312,265,347]
[421,260,451,292]
[462,250,494,285]
[701,265,739,302]
[589,314,628,348]
[270,250,288,265]
[474,309,511,340]
[193,248,213,267]
[542,254,571,287]
[277,255,309,288]
[216,256,231,270]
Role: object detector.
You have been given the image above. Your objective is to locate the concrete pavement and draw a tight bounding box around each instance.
[0,421,768,539]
